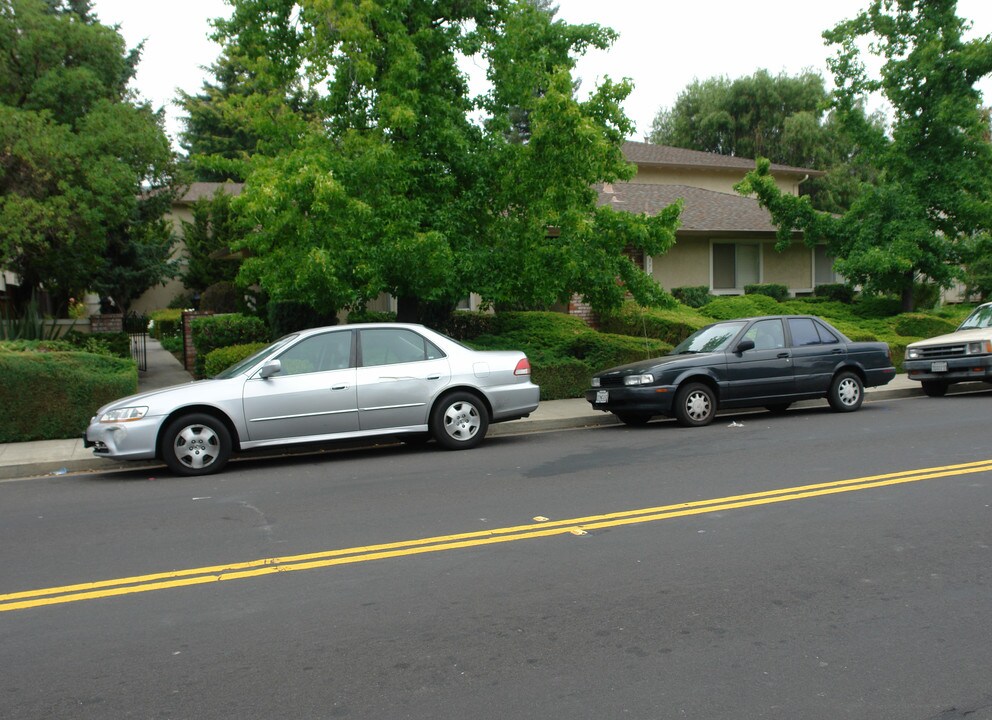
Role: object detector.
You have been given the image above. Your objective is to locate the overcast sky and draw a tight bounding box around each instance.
[90,0,992,151]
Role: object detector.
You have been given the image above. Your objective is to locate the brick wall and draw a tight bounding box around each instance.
[181,310,214,372]
[567,294,599,329]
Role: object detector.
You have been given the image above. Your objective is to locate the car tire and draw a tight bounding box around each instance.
[161,413,232,476]
[430,392,489,450]
[674,382,716,427]
[827,371,864,412]
[616,412,652,426]
[921,380,948,397]
[764,403,791,414]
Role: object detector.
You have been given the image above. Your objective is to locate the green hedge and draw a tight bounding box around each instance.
[204,342,270,377]
[190,314,269,378]
[599,301,707,345]
[744,283,789,302]
[469,311,670,399]
[0,351,137,442]
[148,309,183,340]
[700,294,783,319]
[894,313,957,338]
[671,286,713,308]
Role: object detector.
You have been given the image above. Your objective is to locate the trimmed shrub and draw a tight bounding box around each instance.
[744,283,789,302]
[268,300,338,337]
[671,285,713,308]
[0,351,137,442]
[531,358,592,401]
[894,313,957,338]
[814,283,856,303]
[204,342,270,377]
[851,296,902,318]
[700,294,782,320]
[599,301,707,345]
[436,311,497,341]
[190,314,269,377]
[60,330,131,358]
[148,308,183,340]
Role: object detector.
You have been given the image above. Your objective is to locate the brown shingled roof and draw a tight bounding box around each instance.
[597,182,800,237]
[622,140,823,178]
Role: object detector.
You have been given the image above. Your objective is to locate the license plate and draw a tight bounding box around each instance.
[595,390,609,404]
[931,361,948,372]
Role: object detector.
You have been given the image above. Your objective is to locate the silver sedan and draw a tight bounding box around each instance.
[84,323,540,476]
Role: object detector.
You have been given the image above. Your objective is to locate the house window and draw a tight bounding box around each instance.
[712,242,760,291]
[813,245,838,285]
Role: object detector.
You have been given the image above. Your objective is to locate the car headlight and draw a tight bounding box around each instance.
[99,406,149,423]
[624,374,655,386]
[591,377,601,388]
[906,347,920,359]
[967,341,992,355]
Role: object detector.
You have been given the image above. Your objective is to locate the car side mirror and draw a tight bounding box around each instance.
[259,360,282,379]
[736,339,755,354]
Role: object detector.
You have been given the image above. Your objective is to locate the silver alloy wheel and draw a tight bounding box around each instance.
[684,389,712,422]
[172,422,221,471]
[442,399,481,443]
[835,376,861,407]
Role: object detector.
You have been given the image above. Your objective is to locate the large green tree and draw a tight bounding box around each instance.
[649,69,882,212]
[198,0,679,324]
[736,0,992,311]
[0,0,177,313]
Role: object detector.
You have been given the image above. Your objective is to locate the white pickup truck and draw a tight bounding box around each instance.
[904,302,992,396]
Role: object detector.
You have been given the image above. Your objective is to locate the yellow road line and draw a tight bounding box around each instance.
[3,459,991,612]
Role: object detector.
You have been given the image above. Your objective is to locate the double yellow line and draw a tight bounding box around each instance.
[3,459,991,613]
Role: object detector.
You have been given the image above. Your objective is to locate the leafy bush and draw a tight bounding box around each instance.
[435,311,497,340]
[190,314,269,377]
[268,300,338,337]
[148,308,183,340]
[347,309,398,324]
[0,351,137,442]
[814,283,856,303]
[850,296,902,318]
[61,330,131,358]
[599,301,707,345]
[671,285,713,308]
[700,294,782,320]
[204,342,270,377]
[893,313,957,338]
[744,283,789,302]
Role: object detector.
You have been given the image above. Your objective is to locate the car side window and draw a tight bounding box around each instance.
[744,319,786,350]
[814,320,840,344]
[276,331,353,376]
[788,318,821,347]
[359,328,444,367]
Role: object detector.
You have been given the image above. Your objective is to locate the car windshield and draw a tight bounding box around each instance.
[672,321,747,354]
[212,335,298,379]
[957,305,992,330]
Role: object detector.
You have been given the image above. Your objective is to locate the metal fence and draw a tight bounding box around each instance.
[125,312,148,372]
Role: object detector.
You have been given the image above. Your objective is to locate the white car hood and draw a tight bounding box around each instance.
[908,327,991,348]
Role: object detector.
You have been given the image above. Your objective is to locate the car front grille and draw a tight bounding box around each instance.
[914,344,966,359]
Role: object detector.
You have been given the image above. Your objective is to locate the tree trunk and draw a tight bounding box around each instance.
[901,273,915,313]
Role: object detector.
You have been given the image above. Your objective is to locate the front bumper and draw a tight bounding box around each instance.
[903,355,992,384]
[584,385,677,415]
[83,416,164,461]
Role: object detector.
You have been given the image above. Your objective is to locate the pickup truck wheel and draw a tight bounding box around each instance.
[828,371,863,412]
[921,380,948,397]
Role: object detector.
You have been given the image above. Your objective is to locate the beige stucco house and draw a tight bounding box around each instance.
[605,141,834,297]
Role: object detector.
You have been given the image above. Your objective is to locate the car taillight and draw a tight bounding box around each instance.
[514,358,531,376]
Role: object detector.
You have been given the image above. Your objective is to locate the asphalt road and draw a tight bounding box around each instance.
[2,392,992,719]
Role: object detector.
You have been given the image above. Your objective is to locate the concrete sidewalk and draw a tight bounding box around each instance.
[0,339,934,481]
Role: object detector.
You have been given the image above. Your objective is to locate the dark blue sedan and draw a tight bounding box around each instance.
[586,315,896,427]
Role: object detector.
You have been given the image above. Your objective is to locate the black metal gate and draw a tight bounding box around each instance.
[125,312,148,372]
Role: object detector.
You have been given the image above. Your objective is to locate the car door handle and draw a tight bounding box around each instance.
[330,385,349,391]
[777,352,791,359]
[832,349,844,354]
[426,375,440,380]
